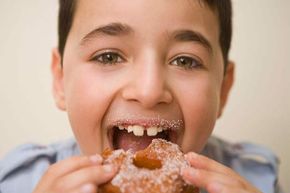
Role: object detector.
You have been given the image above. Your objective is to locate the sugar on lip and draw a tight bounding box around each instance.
[110,118,184,132]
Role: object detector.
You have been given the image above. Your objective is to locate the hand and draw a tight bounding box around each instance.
[181,152,262,193]
[33,154,118,193]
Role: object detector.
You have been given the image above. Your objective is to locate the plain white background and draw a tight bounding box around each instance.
[0,0,289,191]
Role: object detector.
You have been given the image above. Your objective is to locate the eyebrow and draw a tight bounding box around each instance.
[80,22,133,46]
[172,30,213,54]
[80,22,213,54]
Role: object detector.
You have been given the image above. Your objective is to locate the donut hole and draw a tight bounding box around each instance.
[133,148,162,169]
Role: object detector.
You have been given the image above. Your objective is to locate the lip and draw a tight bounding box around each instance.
[106,118,184,150]
[109,118,183,130]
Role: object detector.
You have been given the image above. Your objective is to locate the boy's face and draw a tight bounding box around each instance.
[52,0,234,155]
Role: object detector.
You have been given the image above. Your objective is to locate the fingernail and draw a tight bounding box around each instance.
[182,168,197,178]
[188,152,198,159]
[182,168,198,185]
[188,168,197,176]
[80,183,95,193]
[181,167,189,175]
[208,182,223,193]
[103,164,114,173]
[181,168,195,184]
[89,154,103,164]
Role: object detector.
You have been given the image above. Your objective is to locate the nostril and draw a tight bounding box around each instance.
[161,90,173,104]
[122,86,173,108]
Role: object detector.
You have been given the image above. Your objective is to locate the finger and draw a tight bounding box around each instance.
[181,167,241,191]
[78,183,97,193]
[185,152,238,177]
[45,154,103,179]
[54,164,118,191]
[69,184,97,193]
[207,183,249,193]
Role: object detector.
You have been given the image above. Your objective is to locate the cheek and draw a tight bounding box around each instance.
[63,65,119,153]
[175,76,220,151]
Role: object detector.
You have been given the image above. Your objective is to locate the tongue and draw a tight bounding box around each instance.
[114,130,167,152]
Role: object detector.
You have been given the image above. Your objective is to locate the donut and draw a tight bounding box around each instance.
[98,138,199,193]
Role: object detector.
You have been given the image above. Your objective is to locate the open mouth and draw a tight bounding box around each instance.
[107,121,180,152]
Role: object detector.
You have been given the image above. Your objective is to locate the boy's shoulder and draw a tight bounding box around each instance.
[0,139,80,193]
[204,136,279,168]
[204,136,281,193]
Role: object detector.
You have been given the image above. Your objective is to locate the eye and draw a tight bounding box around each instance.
[170,56,202,70]
[91,51,124,65]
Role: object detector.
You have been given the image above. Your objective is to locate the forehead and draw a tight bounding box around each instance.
[69,0,220,50]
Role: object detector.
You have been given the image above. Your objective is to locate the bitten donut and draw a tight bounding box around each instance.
[98,139,199,193]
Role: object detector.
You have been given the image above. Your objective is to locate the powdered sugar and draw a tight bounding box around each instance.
[103,139,190,193]
[109,116,184,131]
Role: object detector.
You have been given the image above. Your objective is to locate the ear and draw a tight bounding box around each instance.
[218,61,235,118]
[51,48,66,111]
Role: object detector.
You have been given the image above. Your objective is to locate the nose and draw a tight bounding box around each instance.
[122,55,173,109]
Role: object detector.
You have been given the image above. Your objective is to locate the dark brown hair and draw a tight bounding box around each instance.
[58,0,232,66]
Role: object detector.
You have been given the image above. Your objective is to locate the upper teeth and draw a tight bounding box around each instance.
[118,125,167,137]
[147,127,158,136]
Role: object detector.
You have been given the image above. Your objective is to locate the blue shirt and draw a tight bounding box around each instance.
[0,136,283,193]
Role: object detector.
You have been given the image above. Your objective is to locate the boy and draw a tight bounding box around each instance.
[0,0,282,193]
